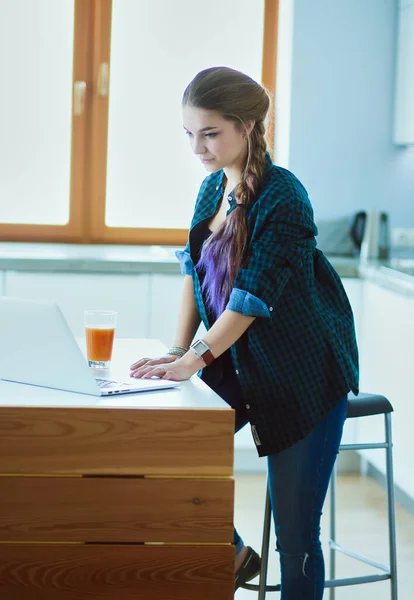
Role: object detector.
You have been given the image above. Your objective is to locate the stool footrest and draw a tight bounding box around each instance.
[329,539,390,572]
[242,573,390,593]
[242,582,281,592]
[339,442,388,451]
[324,574,391,588]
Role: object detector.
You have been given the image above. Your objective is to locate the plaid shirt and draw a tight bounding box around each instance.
[176,152,359,456]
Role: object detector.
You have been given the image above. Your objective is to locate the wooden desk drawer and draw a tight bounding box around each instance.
[0,476,234,543]
[0,544,234,600]
[0,407,234,476]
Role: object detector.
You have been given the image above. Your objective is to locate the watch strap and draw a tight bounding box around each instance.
[199,347,215,366]
[190,339,215,366]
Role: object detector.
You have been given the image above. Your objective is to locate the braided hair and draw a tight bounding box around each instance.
[182,67,271,317]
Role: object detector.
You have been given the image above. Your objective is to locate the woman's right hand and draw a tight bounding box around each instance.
[129,354,180,378]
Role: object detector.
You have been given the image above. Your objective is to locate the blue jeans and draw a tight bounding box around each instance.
[233,396,347,600]
[203,356,347,599]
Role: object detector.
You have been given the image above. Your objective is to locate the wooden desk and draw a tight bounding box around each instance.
[0,340,235,599]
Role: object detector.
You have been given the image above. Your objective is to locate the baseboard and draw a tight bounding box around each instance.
[234,448,361,474]
[367,462,414,516]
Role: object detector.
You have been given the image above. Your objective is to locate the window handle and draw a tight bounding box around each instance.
[73,81,87,115]
[98,63,109,97]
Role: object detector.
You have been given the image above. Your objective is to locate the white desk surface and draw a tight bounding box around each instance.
[0,339,230,411]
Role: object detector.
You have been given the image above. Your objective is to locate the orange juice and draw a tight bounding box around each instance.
[85,327,115,362]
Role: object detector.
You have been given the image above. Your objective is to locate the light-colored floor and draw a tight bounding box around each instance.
[234,472,414,599]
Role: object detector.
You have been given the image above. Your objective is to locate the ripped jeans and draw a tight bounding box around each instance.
[234,396,347,599]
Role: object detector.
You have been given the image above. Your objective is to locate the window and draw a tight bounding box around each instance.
[0,0,279,245]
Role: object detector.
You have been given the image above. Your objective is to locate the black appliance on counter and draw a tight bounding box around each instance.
[316,211,390,259]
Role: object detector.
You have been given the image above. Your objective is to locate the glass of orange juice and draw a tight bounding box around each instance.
[84,310,117,369]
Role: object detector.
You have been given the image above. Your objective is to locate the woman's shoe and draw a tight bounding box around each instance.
[235,546,261,591]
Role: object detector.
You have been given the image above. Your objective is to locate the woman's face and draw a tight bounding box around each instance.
[182,105,249,173]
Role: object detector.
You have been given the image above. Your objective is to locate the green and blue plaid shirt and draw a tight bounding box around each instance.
[177,152,359,456]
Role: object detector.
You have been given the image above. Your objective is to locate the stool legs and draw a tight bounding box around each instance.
[258,485,272,599]
[329,462,337,600]
[241,409,398,598]
[385,413,398,600]
[327,413,398,600]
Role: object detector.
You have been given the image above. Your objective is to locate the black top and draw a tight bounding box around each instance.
[191,219,244,411]
[191,219,214,325]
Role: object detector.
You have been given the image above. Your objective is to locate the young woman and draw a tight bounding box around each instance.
[130,66,359,599]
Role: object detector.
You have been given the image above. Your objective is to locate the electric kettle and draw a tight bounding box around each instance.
[360,210,390,261]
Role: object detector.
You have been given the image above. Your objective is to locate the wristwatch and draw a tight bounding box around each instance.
[190,339,215,366]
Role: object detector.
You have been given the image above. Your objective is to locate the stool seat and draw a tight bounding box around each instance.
[347,392,393,418]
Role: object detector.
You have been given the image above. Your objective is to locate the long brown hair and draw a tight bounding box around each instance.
[182,67,271,317]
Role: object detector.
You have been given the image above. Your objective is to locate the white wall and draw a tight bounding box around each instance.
[276,0,414,227]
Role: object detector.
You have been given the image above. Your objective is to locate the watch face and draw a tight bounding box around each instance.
[192,340,207,355]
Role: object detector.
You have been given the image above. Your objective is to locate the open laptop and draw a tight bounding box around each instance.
[0,296,180,396]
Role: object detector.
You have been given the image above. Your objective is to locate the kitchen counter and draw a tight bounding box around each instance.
[0,242,413,296]
[0,339,234,599]
[0,242,361,276]
[0,242,182,275]
[359,259,414,298]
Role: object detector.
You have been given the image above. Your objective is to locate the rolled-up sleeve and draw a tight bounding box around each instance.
[175,243,194,276]
[226,288,271,317]
[226,200,316,317]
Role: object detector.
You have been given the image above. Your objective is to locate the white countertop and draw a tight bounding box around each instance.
[0,339,230,411]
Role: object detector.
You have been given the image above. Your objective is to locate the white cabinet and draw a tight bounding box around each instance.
[394,3,414,144]
[5,271,150,338]
[357,280,414,500]
[342,278,363,346]
[340,278,363,446]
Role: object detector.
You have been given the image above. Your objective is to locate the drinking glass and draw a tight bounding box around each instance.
[84,310,117,369]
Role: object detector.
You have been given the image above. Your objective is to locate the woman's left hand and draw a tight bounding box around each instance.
[130,354,201,382]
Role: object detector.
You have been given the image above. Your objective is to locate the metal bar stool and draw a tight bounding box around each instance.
[240,392,398,599]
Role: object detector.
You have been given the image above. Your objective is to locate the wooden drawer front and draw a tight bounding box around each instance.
[0,544,234,600]
[0,407,234,475]
[0,476,234,543]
